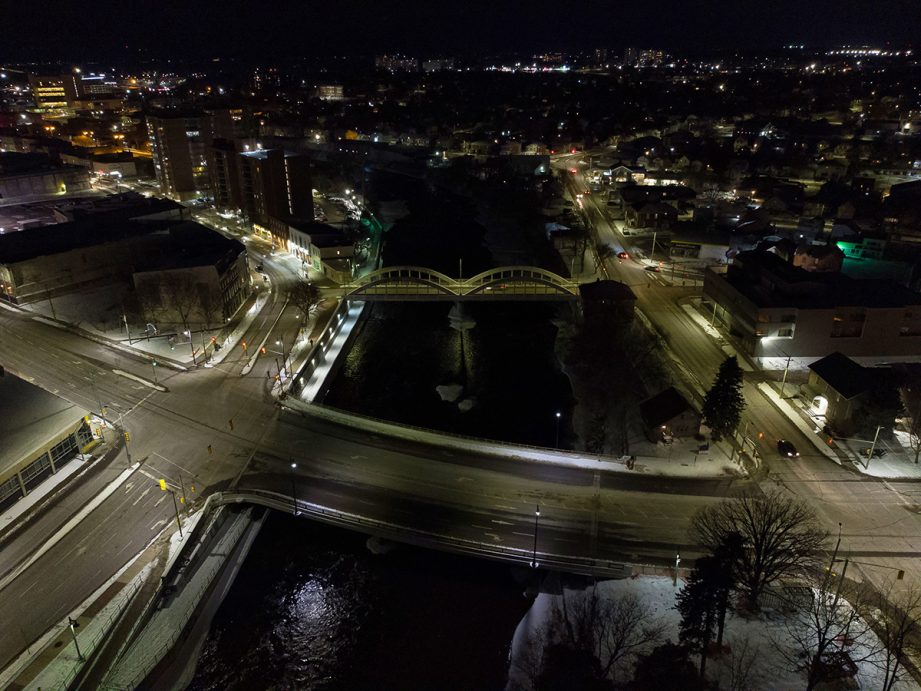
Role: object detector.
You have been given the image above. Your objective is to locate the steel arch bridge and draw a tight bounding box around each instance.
[341,266,579,301]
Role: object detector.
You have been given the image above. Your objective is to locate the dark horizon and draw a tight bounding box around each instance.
[2,0,919,63]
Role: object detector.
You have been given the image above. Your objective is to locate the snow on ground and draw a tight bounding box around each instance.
[506,576,919,691]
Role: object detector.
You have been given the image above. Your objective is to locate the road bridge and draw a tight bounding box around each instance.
[341,265,580,301]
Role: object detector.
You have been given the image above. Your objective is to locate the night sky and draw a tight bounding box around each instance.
[2,0,919,61]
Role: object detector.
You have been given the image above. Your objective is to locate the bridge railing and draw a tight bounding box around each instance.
[341,265,580,298]
[217,488,641,578]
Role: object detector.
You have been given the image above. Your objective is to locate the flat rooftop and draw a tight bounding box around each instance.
[0,374,89,474]
[724,250,921,310]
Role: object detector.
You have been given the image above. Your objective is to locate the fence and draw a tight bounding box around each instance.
[99,510,252,690]
[46,570,147,691]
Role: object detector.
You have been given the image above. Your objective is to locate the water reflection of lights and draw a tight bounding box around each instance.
[294,578,331,623]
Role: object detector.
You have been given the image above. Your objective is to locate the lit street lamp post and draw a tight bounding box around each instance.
[554,411,562,449]
[68,616,85,661]
[531,505,541,568]
[290,461,299,515]
[150,360,158,384]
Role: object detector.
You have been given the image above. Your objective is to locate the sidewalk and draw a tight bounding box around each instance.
[101,508,255,690]
[295,301,366,402]
[0,540,162,691]
[285,398,744,479]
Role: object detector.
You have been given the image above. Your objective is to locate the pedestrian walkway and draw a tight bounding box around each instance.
[101,508,254,690]
[296,301,366,402]
[0,453,90,536]
[286,398,743,479]
[0,544,160,691]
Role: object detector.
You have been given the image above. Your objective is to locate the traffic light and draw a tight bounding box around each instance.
[241,340,247,351]
[159,478,167,491]
[124,431,131,443]
[260,346,266,354]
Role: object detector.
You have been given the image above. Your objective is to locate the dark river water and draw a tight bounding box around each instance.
[188,516,531,691]
[190,171,567,690]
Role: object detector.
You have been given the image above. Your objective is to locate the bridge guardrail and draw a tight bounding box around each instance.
[217,488,687,578]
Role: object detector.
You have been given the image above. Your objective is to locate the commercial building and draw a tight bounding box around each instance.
[239,148,313,231]
[147,109,234,201]
[284,220,354,283]
[208,138,243,211]
[0,152,91,201]
[28,73,81,110]
[703,250,921,367]
[0,374,96,513]
[132,223,250,324]
[0,211,242,319]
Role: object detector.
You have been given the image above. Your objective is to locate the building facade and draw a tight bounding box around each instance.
[704,251,921,367]
[147,110,234,200]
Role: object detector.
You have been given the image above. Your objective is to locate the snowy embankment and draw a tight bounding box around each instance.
[506,576,913,691]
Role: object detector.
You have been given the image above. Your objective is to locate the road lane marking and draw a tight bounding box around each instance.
[0,464,140,594]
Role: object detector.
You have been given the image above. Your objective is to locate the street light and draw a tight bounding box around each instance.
[68,616,85,661]
[290,461,299,515]
[554,411,562,449]
[150,360,158,384]
[531,505,541,568]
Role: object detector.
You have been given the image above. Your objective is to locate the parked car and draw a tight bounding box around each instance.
[644,265,661,273]
[777,439,800,458]
[617,251,629,259]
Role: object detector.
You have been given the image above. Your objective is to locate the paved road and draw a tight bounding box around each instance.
[1,167,920,671]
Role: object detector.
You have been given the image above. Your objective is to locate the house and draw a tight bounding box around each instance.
[639,387,700,442]
[804,352,877,434]
[578,280,636,322]
[625,202,677,229]
[792,243,845,272]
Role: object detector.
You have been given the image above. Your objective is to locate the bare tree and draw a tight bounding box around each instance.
[724,635,758,691]
[197,284,220,329]
[288,280,323,319]
[780,580,880,691]
[595,243,615,271]
[545,585,667,684]
[871,583,921,691]
[161,274,202,334]
[160,275,204,362]
[691,491,827,609]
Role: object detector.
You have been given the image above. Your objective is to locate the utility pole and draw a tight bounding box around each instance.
[867,425,883,466]
[169,489,183,537]
[650,230,657,262]
[779,352,793,399]
[123,312,132,345]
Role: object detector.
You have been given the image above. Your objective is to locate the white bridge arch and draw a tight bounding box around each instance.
[342,266,579,301]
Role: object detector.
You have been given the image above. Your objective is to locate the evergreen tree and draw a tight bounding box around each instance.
[702,356,745,441]
[677,555,722,678]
